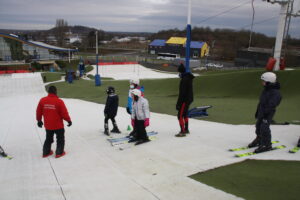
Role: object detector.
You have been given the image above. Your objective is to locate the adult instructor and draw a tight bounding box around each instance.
[36,86,72,158]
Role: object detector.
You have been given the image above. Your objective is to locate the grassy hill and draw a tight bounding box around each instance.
[49,68,300,124]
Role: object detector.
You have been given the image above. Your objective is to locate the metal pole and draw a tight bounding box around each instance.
[185,0,192,73]
[68,49,70,63]
[96,31,99,75]
[273,2,289,71]
[95,31,101,86]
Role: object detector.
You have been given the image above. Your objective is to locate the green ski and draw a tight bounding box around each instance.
[235,145,286,158]
[289,147,300,153]
[0,146,13,160]
[229,140,280,152]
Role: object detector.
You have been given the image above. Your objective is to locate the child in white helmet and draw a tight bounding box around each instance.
[129,89,150,145]
[248,72,281,153]
[126,78,144,114]
[126,78,144,138]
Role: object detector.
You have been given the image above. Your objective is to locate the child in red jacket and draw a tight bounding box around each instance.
[36,86,72,158]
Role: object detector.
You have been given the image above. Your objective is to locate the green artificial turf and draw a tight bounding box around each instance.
[189,159,300,200]
[41,72,63,83]
[48,68,300,124]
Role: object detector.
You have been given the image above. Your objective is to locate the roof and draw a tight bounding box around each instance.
[0,33,78,52]
[189,41,205,49]
[166,37,186,45]
[149,39,166,46]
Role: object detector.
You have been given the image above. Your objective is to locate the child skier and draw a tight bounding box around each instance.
[129,89,150,145]
[104,86,120,136]
[248,72,281,153]
[126,78,144,114]
[126,78,144,139]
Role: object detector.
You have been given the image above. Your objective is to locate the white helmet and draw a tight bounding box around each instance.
[131,89,141,97]
[261,72,276,83]
[130,78,140,85]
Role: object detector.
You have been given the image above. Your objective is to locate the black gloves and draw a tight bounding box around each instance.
[126,107,131,114]
[37,121,43,128]
[67,121,72,127]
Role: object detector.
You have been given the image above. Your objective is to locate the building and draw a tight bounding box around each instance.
[0,33,78,62]
[148,37,209,58]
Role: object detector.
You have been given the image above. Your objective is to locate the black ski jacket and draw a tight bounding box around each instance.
[255,82,281,120]
[104,94,119,117]
[176,73,194,109]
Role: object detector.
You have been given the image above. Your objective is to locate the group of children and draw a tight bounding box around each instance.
[104,78,150,145]
[104,66,300,152]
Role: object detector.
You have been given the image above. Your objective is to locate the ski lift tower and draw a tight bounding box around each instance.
[264,0,299,71]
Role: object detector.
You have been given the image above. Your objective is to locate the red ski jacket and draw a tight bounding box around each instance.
[36,94,71,130]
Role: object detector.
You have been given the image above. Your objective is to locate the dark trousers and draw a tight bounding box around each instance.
[134,119,148,141]
[177,102,190,132]
[43,129,65,155]
[255,118,271,146]
[104,116,116,124]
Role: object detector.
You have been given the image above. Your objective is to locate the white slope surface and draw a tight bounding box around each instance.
[87,64,178,80]
[0,73,299,200]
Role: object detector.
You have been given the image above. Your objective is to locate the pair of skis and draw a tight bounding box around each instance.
[107,131,158,150]
[229,140,299,157]
[0,145,12,160]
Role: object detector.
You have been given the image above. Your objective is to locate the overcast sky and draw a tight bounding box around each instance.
[0,0,299,37]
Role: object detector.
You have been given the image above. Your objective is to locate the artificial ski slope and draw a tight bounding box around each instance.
[0,73,299,200]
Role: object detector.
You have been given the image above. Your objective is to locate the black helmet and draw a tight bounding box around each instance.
[106,86,115,94]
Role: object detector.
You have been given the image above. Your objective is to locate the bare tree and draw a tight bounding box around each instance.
[54,19,68,47]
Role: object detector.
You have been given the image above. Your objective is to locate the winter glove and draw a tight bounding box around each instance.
[104,113,108,118]
[37,121,43,128]
[262,119,268,124]
[67,121,72,127]
[131,119,135,127]
[144,118,150,127]
[126,107,132,115]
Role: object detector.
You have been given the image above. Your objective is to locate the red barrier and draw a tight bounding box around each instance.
[16,70,29,73]
[6,70,15,74]
[97,62,138,65]
[0,71,6,74]
[279,58,286,70]
[266,57,276,71]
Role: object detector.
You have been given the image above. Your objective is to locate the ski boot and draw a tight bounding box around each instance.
[135,138,150,145]
[175,131,186,137]
[43,150,53,158]
[111,123,121,133]
[55,151,66,158]
[104,123,110,136]
[254,145,272,153]
[248,136,260,148]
